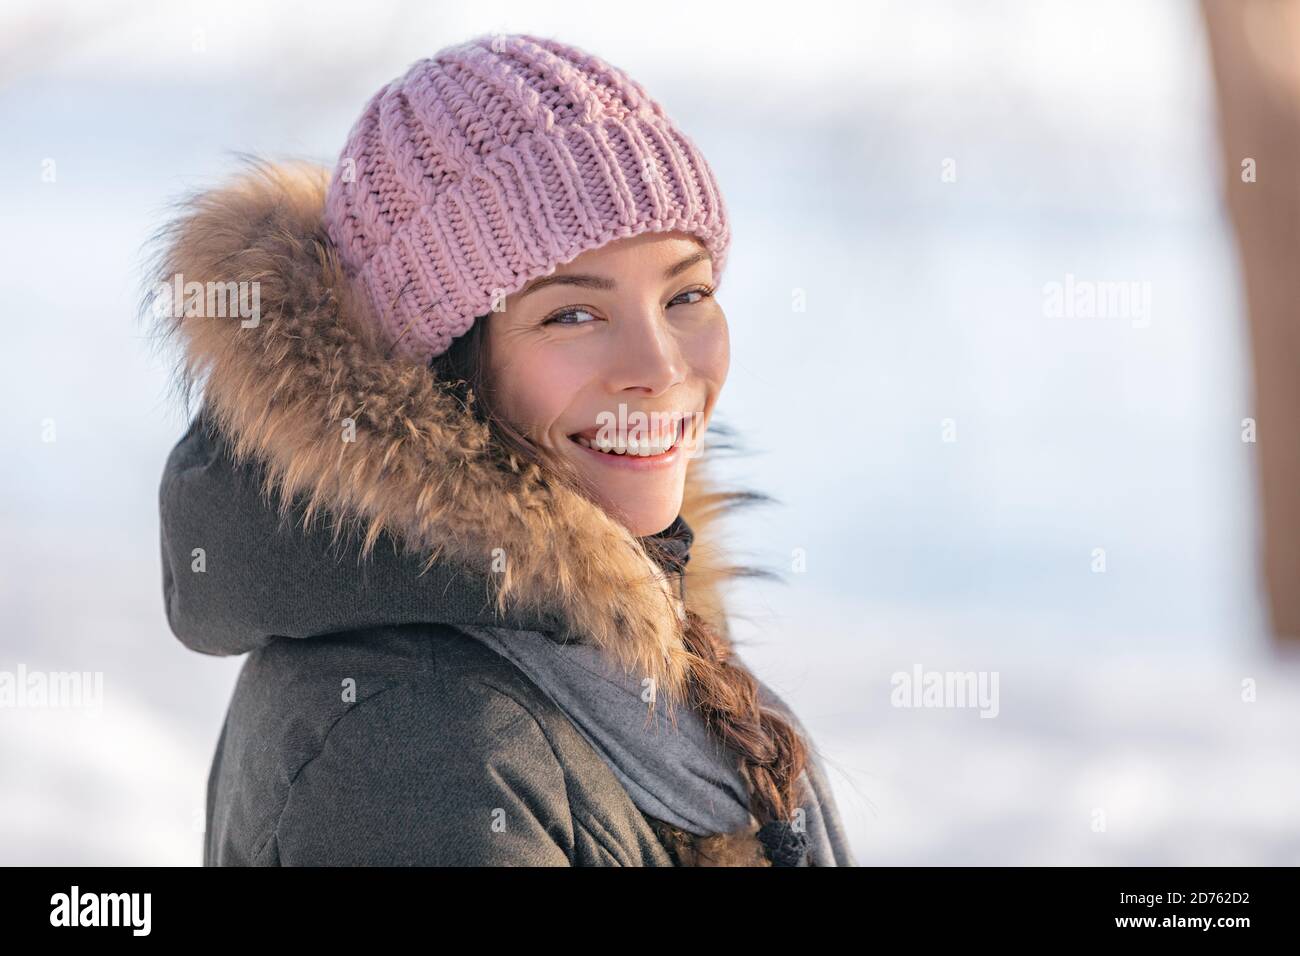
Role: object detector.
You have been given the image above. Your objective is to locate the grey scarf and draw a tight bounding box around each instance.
[454,622,856,867]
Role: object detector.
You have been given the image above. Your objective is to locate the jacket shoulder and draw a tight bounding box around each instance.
[213,624,670,866]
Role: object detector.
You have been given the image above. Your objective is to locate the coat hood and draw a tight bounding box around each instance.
[149,160,753,701]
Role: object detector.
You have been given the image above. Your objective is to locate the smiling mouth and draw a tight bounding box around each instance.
[567,414,695,458]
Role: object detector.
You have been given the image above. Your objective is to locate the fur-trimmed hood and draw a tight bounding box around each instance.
[149,160,747,701]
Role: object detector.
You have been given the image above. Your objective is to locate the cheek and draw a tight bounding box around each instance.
[685,312,730,389]
[489,340,585,438]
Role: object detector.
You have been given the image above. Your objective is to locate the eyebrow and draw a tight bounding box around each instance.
[515,249,711,300]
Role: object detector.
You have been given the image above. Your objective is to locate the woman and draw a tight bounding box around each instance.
[153,32,854,866]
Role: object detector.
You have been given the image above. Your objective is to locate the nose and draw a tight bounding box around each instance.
[608,307,687,397]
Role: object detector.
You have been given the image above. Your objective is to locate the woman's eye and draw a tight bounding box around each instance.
[542,287,713,325]
[542,307,599,326]
[669,286,715,308]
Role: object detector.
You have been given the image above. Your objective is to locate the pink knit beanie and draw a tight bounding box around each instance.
[323,32,731,363]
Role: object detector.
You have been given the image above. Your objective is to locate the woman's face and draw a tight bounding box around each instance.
[485,231,729,537]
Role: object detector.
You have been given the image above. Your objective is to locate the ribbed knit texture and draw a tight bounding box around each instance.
[323,33,732,363]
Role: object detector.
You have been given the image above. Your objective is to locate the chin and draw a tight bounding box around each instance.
[601,486,684,537]
[624,509,681,538]
[561,447,688,536]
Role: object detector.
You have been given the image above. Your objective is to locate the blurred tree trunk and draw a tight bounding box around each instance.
[1201,0,1300,642]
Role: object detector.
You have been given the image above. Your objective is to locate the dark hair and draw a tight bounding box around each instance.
[429,313,811,828]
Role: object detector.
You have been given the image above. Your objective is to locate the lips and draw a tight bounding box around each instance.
[567,411,697,458]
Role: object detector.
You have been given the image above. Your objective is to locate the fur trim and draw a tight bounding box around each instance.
[647,818,772,867]
[147,159,746,705]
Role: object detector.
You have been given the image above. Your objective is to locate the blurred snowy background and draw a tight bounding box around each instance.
[2,0,1297,865]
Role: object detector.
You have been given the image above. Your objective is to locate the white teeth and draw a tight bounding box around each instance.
[572,423,684,457]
